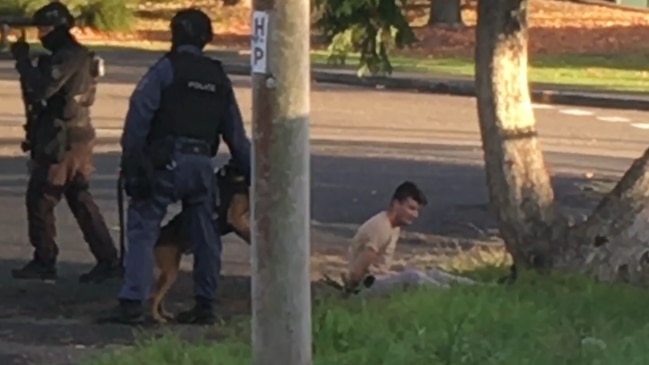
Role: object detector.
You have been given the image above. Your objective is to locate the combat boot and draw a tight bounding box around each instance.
[79,260,123,284]
[98,299,146,325]
[11,259,57,281]
[175,296,218,325]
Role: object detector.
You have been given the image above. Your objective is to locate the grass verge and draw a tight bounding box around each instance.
[87,267,649,365]
[311,50,649,93]
[13,38,648,94]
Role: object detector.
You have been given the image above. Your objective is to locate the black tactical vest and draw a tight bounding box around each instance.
[149,51,229,146]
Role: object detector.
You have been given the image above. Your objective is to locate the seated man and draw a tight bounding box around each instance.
[344,181,476,296]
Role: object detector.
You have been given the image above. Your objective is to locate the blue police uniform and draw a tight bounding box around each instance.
[118,44,250,305]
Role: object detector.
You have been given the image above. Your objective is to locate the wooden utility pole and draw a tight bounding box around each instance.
[250,0,312,363]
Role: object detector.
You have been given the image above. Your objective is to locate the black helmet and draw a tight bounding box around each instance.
[32,1,75,28]
[170,8,213,48]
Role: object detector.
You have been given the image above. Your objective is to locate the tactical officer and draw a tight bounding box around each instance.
[10,2,121,283]
[106,8,251,325]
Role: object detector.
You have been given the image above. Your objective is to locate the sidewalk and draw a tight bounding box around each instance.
[214,51,649,112]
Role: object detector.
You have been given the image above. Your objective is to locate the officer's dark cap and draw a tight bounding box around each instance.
[170,8,214,47]
[32,2,75,28]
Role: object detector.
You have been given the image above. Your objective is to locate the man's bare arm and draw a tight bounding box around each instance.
[347,247,381,286]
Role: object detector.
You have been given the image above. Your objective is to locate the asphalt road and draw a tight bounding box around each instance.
[0,51,647,364]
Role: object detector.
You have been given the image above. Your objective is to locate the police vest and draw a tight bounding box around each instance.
[149,51,229,146]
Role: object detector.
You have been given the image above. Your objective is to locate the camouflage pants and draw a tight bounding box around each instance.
[26,140,117,264]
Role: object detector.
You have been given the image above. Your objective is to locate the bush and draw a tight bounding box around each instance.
[86,271,649,365]
[74,0,136,32]
[313,0,416,77]
[0,0,135,32]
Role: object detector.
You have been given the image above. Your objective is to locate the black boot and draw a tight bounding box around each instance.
[97,299,145,325]
[79,260,123,284]
[176,296,217,325]
[11,259,57,281]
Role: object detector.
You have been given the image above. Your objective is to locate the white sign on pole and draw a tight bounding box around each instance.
[251,11,269,74]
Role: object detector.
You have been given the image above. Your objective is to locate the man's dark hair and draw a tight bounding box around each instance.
[390,181,427,206]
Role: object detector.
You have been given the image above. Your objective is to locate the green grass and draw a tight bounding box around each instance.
[311,50,649,93]
[87,267,649,365]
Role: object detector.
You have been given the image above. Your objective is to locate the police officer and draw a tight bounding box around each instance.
[107,8,251,325]
[10,2,121,283]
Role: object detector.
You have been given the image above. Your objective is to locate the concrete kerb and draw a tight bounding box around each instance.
[223,63,649,112]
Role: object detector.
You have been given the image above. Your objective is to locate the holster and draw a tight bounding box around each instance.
[33,118,68,164]
[145,138,175,169]
[120,152,155,199]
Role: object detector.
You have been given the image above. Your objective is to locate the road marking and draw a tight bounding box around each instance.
[631,123,649,130]
[596,116,630,123]
[532,103,554,109]
[95,128,122,137]
[558,109,595,116]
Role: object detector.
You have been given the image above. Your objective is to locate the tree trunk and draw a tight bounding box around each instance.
[475,0,649,284]
[559,149,649,284]
[474,0,565,271]
[427,0,464,27]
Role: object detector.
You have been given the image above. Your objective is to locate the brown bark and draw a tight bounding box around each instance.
[428,0,464,27]
[474,0,566,270]
[559,149,649,284]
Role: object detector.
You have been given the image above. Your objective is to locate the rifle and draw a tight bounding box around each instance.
[0,16,32,54]
[17,30,33,155]
[1,18,44,155]
[18,38,49,157]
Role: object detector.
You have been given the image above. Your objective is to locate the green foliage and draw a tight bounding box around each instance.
[0,0,134,32]
[0,0,49,16]
[86,268,649,365]
[75,0,135,32]
[314,0,416,77]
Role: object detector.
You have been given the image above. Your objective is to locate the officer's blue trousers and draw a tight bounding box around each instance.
[118,146,222,302]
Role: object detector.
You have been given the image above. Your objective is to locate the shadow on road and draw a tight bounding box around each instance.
[0,256,254,365]
[0,138,623,241]
[0,257,252,321]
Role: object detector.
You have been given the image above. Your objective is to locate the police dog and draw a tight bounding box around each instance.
[150,162,250,323]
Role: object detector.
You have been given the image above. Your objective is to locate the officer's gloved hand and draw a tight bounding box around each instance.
[123,176,153,200]
[10,40,30,61]
[121,155,155,200]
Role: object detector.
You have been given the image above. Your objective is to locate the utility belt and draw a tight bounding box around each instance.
[121,136,214,199]
[145,136,212,170]
[178,140,211,156]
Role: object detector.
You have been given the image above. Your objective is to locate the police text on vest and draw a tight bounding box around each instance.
[187,81,217,93]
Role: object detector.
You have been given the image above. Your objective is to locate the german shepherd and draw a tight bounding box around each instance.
[150,162,251,323]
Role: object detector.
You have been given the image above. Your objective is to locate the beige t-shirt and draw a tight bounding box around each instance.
[347,211,400,276]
